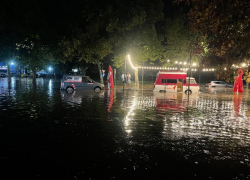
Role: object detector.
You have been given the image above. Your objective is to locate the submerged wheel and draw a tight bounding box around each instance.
[94,87,101,92]
[66,86,74,93]
[185,90,192,95]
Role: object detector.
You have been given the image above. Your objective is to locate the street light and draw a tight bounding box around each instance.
[48,66,53,78]
[127,55,136,69]
[9,61,15,75]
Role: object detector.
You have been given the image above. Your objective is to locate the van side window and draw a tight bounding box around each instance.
[64,76,73,81]
[161,79,167,83]
[74,77,81,81]
[167,79,177,83]
[82,77,88,83]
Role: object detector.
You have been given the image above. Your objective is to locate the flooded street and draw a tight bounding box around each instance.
[1,77,250,179]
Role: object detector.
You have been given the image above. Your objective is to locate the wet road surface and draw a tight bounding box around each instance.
[1,77,250,179]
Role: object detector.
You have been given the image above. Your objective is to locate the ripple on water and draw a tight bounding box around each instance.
[1,84,250,179]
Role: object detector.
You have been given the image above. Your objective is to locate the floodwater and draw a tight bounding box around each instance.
[1,77,250,180]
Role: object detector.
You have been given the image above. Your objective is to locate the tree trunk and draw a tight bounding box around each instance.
[97,62,104,85]
[7,64,11,89]
[134,68,139,89]
[32,68,37,90]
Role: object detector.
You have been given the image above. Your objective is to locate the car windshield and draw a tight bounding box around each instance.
[87,78,94,83]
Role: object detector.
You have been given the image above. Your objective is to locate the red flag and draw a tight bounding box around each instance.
[233,68,243,93]
[107,65,114,89]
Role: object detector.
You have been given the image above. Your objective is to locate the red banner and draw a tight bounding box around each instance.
[233,68,243,93]
[107,65,114,89]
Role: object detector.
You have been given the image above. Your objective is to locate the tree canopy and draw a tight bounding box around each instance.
[174,0,250,80]
[61,0,165,70]
[1,0,213,81]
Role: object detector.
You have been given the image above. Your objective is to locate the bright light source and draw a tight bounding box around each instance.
[127,55,136,69]
[11,62,14,65]
[48,66,52,71]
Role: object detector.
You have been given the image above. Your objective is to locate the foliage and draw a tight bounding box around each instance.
[163,15,203,65]
[17,35,56,74]
[60,0,165,69]
[0,0,68,74]
[174,0,250,80]
[109,0,165,68]
[1,0,212,78]
[0,0,47,61]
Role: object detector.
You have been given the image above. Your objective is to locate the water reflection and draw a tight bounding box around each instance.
[233,93,243,117]
[61,90,105,106]
[107,90,114,112]
[153,92,199,113]
[1,81,250,179]
[117,90,250,147]
[0,77,51,92]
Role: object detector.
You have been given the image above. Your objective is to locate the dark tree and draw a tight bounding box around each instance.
[174,0,250,81]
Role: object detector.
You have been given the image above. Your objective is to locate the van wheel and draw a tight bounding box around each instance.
[66,86,74,93]
[185,90,192,94]
[94,87,101,92]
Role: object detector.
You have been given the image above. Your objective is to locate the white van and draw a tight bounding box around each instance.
[61,74,104,93]
[153,71,199,94]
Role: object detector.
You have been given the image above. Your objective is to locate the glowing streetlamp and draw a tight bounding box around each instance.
[48,66,53,78]
[127,55,136,69]
[48,66,52,72]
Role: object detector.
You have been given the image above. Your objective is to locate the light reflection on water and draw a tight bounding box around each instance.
[1,79,250,179]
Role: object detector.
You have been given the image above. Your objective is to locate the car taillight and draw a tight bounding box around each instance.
[209,83,211,86]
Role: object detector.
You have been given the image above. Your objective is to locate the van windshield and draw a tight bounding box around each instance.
[184,79,196,84]
[0,69,7,73]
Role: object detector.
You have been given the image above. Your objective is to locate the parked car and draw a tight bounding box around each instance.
[0,72,7,77]
[206,81,233,88]
[60,74,104,93]
[205,82,209,87]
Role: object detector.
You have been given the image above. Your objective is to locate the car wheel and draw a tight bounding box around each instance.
[66,86,74,93]
[94,87,101,92]
[185,90,192,94]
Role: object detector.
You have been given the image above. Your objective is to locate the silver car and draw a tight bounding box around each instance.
[61,74,104,93]
[208,81,233,88]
